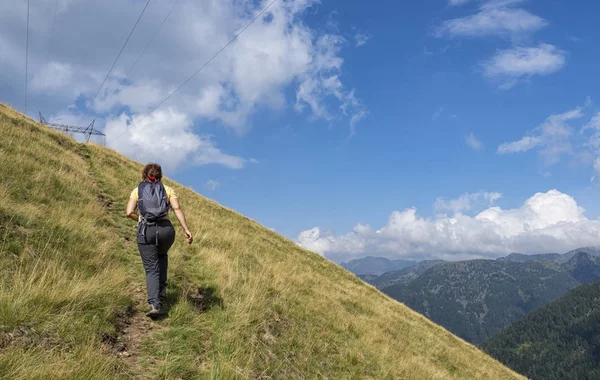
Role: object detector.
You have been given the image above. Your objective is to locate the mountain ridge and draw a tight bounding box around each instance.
[369,260,445,288]
[348,246,600,288]
[381,253,600,344]
[340,256,417,275]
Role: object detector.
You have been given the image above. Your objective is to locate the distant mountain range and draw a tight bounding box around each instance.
[496,246,600,264]
[340,256,417,275]
[482,281,600,380]
[369,260,445,288]
[346,247,600,345]
[496,252,563,263]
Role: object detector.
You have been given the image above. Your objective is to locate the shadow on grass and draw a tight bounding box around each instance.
[155,286,223,320]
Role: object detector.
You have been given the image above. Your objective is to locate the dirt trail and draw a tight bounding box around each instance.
[81,145,160,377]
[103,287,162,378]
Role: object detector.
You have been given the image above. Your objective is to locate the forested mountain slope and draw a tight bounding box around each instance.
[382,255,600,344]
[482,281,600,380]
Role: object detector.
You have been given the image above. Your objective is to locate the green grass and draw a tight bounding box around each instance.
[0,103,524,379]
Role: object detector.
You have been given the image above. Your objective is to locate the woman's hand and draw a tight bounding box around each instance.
[184,229,193,245]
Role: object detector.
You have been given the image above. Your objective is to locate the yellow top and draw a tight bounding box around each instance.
[129,183,178,203]
[130,183,178,221]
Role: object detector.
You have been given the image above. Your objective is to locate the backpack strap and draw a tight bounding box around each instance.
[155,182,171,209]
[137,181,146,216]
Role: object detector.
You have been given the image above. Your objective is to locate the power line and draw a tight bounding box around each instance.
[24,0,30,114]
[107,0,278,145]
[43,0,60,90]
[126,0,181,78]
[79,0,152,123]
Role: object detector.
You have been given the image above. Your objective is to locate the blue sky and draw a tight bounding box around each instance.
[3,0,600,262]
[189,0,600,242]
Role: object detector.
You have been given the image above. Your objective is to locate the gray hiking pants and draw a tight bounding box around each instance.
[137,219,176,308]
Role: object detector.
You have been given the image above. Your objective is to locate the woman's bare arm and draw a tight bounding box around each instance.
[171,198,193,244]
[126,198,139,221]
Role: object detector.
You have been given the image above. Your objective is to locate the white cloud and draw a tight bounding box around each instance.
[449,0,474,6]
[93,80,165,114]
[205,179,220,191]
[466,132,484,151]
[582,112,600,137]
[349,109,367,137]
[297,225,368,257]
[436,1,565,88]
[434,191,502,213]
[297,190,600,262]
[482,44,566,88]
[294,35,365,128]
[437,2,547,39]
[104,109,247,172]
[49,108,88,127]
[0,0,365,166]
[593,158,600,180]
[498,136,543,153]
[501,104,600,181]
[580,112,600,182]
[354,32,370,47]
[296,228,330,256]
[29,62,74,93]
[498,105,583,163]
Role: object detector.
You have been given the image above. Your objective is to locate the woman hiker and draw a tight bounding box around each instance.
[126,163,193,318]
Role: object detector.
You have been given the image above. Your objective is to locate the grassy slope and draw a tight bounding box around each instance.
[0,104,523,379]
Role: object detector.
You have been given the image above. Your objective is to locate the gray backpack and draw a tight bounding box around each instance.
[137,181,170,245]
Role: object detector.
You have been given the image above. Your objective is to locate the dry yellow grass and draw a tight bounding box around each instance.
[0,103,525,379]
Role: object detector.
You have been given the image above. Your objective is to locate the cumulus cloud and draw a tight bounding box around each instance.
[297,190,600,263]
[0,0,365,168]
[49,108,89,127]
[437,1,546,39]
[297,225,368,257]
[498,105,583,163]
[104,108,248,172]
[93,80,165,114]
[294,35,366,128]
[434,191,502,213]
[466,132,484,151]
[482,44,566,88]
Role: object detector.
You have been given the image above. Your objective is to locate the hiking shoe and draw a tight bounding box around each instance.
[146,304,160,318]
[159,288,167,300]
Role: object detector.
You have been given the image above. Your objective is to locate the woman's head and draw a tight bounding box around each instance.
[142,163,162,182]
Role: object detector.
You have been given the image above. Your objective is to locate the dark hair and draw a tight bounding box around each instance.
[142,163,162,182]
